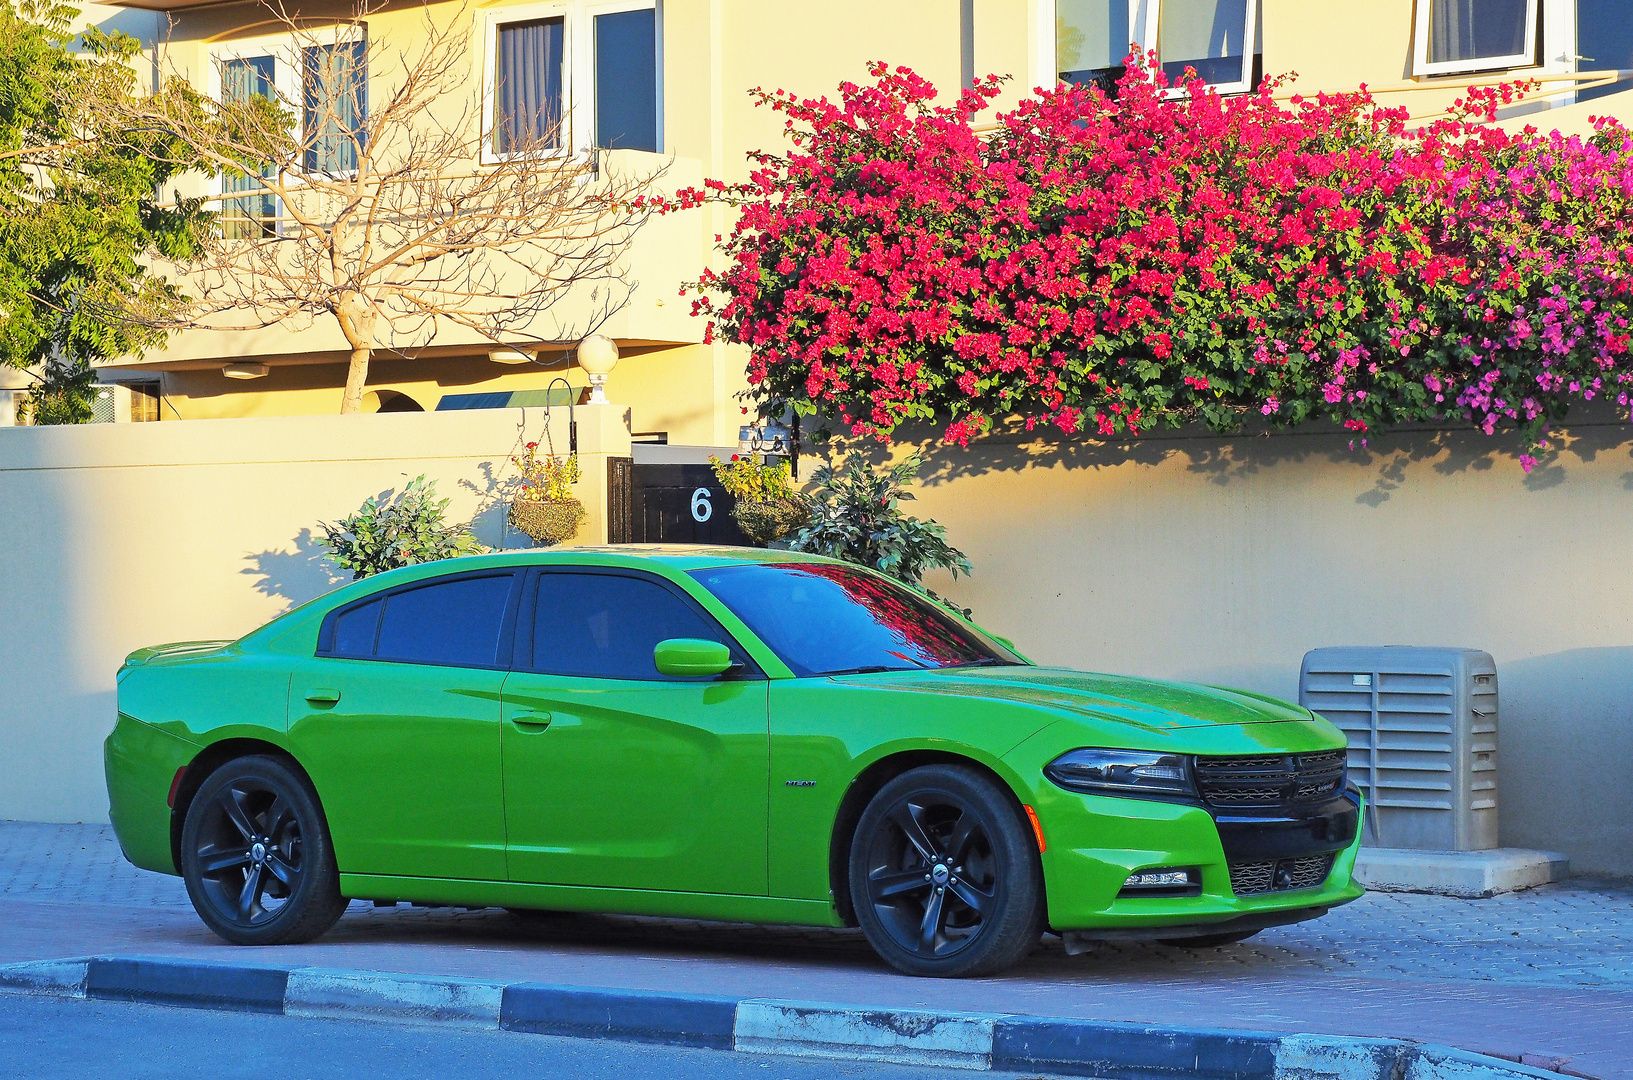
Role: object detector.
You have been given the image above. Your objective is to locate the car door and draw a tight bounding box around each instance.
[289,569,520,882]
[501,567,769,895]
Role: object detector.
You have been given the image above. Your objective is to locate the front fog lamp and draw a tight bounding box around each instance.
[1043,748,1194,798]
[1124,870,1194,889]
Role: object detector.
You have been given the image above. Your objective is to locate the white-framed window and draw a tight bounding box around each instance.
[1413,0,1539,77]
[1053,0,1258,95]
[480,0,660,164]
[207,25,368,237]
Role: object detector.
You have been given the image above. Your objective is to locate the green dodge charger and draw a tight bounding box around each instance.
[105,546,1363,977]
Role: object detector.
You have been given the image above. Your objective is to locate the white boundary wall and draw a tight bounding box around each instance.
[3,407,1630,875]
[902,417,1633,876]
[0,407,627,824]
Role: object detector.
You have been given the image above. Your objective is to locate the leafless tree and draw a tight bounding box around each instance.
[98,0,669,412]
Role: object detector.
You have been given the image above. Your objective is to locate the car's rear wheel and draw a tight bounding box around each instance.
[848,764,1043,977]
[180,755,346,946]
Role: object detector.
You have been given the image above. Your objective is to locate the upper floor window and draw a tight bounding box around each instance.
[1413,0,1538,76]
[1056,0,1259,96]
[303,38,368,173]
[220,55,277,239]
[482,0,660,162]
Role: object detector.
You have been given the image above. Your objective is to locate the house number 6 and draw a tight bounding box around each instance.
[690,488,713,522]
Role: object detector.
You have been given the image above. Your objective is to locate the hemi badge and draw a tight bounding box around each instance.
[785,780,816,787]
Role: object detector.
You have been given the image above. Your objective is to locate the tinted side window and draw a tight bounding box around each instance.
[371,574,515,668]
[330,597,382,658]
[531,572,738,680]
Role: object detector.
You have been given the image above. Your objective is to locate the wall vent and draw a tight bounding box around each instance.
[1299,646,1497,851]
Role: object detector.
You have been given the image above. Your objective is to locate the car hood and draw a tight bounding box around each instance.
[835,665,1311,733]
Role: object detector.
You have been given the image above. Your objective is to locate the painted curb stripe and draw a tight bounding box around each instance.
[992,1017,1280,1079]
[0,956,1577,1079]
[86,957,288,1014]
[500,983,738,1050]
[734,1000,999,1069]
[284,969,504,1028]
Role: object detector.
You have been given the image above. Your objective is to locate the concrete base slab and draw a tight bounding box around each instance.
[1355,848,1570,898]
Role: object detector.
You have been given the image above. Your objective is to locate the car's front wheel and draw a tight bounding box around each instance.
[180,755,346,946]
[848,764,1043,977]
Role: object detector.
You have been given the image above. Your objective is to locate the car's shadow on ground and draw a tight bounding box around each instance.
[293,901,1332,981]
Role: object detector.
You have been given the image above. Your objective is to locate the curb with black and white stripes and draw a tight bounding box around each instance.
[0,955,1577,1080]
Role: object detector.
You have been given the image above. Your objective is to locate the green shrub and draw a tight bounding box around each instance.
[789,453,971,607]
[319,475,482,580]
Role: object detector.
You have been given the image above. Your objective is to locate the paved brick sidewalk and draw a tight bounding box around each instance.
[5,821,1631,1076]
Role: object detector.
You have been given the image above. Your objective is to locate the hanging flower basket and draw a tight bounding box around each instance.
[731,496,809,546]
[509,497,586,545]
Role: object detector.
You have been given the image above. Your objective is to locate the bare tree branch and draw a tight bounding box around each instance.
[89,0,671,412]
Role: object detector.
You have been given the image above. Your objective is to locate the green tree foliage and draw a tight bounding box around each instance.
[318,475,483,580]
[25,357,94,423]
[790,453,971,591]
[0,0,204,412]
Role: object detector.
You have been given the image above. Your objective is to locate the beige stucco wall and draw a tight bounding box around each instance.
[867,414,1633,876]
[0,406,628,823]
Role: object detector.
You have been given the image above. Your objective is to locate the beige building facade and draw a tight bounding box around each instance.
[58,0,1633,443]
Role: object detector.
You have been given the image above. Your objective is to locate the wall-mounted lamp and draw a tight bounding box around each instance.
[487,347,536,365]
[576,334,619,404]
[222,363,270,380]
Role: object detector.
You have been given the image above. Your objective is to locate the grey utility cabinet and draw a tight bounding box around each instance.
[1299,646,1498,851]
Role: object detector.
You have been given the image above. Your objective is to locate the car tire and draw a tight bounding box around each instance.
[848,764,1043,977]
[180,754,347,946]
[1158,930,1260,948]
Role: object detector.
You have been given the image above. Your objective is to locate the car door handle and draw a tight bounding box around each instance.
[510,711,552,731]
[304,688,342,704]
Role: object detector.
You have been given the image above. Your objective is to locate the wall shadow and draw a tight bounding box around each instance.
[1495,647,1633,875]
[808,401,1633,506]
[242,527,347,612]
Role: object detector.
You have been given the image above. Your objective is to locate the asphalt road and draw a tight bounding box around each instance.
[0,994,1051,1080]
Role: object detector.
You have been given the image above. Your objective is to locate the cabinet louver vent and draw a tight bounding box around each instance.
[1299,647,1497,852]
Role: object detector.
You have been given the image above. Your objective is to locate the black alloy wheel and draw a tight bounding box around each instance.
[180,755,346,946]
[849,764,1043,977]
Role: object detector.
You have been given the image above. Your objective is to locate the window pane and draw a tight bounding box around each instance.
[304,40,367,173]
[1057,0,1131,86]
[221,56,277,239]
[1427,0,1529,64]
[532,573,732,679]
[331,597,382,657]
[692,563,1019,678]
[1579,0,1633,102]
[374,575,513,667]
[595,8,658,151]
[1159,0,1250,84]
[495,17,564,153]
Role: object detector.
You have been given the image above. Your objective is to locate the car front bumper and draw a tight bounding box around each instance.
[1031,784,1365,932]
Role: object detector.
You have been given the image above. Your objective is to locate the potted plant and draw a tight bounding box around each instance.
[709,453,808,545]
[508,441,585,545]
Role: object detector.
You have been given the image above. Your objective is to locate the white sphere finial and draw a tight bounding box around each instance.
[577,334,619,404]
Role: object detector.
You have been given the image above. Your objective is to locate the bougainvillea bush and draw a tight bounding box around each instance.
[687,58,1633,465]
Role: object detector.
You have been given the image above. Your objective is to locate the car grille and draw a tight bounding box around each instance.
[1194,750,1347,811]
[1228,853,1336,896]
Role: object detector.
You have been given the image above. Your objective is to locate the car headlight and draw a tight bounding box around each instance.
[1043,748,1195,798]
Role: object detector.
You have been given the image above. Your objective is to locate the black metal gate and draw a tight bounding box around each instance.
[607,458,754,546]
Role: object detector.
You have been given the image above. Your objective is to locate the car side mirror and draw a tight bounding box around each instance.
[654,638,735,678]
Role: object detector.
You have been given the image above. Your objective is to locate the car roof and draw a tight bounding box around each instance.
[395,545,841,576]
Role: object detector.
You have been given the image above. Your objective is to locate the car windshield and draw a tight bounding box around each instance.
[690,562,1025,677]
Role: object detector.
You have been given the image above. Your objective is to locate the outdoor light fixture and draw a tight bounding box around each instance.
[738,419,793,456]
[576,334,619,404]
[221,363,270,380]
[487,347,535,365]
